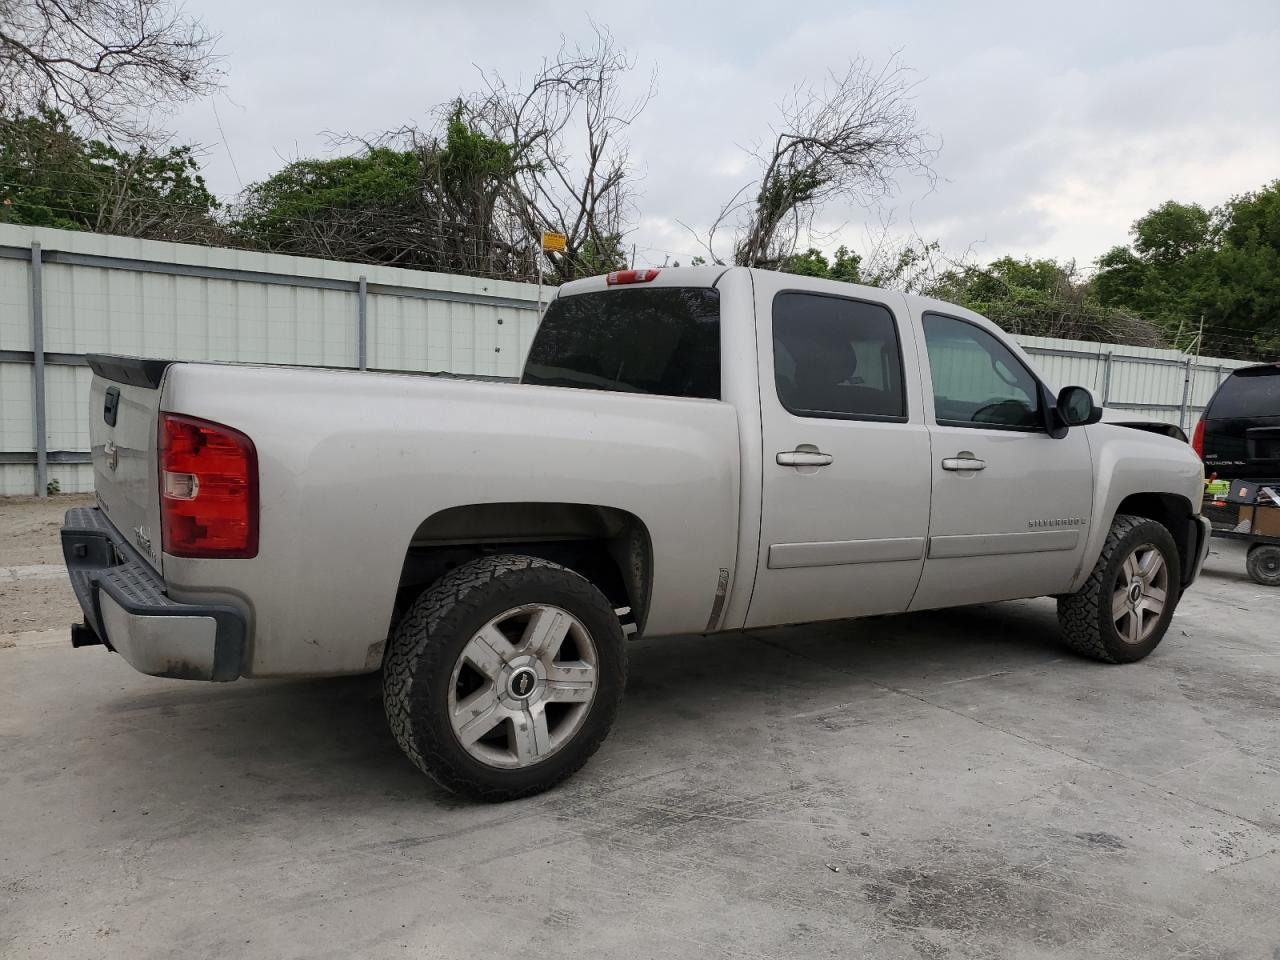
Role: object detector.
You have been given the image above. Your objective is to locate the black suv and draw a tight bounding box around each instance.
[1194,362,1280,481]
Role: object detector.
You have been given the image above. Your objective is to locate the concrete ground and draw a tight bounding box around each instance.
[2,499,1279,960]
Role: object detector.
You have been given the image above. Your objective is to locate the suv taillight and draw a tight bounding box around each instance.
[160,413,258,558]
[1191,417,1205,459]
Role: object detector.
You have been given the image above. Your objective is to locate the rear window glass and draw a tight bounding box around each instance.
[523,287,720,399]
[1209,367,1280,419]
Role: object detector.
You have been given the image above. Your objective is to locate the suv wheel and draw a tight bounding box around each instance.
[1057,514,1181,663]
[1246,544,1280,587]
[383,554,627,801]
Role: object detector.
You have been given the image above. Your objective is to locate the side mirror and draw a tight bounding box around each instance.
[1056,385,1102,428]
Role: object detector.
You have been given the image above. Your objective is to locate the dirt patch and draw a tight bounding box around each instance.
[1,495,94,637]
[0,495,95,566]
[0,577,80,635]
[1075,831,1127,851]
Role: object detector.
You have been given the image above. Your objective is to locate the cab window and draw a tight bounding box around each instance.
[923,313,1041,430]
[772,292,907,421]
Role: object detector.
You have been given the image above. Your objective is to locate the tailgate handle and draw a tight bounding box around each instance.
[103,387,120,427]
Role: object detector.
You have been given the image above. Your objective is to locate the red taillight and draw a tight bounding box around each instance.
[1191,417,1205,459]
[606,269,660,285]
[160,413,258,558]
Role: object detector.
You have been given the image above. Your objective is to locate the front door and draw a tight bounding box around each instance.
[909,310,1094,611]
[746,278,933,628]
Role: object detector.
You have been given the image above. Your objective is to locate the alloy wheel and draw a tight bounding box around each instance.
[446,603,598,769]
[1112,543,1168,645]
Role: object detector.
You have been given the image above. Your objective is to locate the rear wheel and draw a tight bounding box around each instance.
[1246,544,1280,587]
[1058,515,1181,663]
[383,554,626,801]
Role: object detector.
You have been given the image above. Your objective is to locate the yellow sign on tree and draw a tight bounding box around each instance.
[541,231,567,254]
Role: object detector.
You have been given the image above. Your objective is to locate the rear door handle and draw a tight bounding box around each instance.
[941,456,986,471]
[777,450,833,467]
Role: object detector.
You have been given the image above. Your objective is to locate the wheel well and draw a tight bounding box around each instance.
[394,502,652,632]
[1114,492,1193,574]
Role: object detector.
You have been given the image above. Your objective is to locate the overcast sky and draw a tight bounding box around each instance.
[170,0,1280,270]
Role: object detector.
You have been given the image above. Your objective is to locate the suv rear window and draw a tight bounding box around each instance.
[522,287,721,400]
[1207,367,1280,419]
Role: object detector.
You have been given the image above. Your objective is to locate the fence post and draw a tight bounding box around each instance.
[30,241,48,497]
[357,275,368,371]
[1178,355,1194,431]
[1101,351,1113,405]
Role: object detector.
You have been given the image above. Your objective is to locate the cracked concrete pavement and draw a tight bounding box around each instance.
[2,495,1279,959]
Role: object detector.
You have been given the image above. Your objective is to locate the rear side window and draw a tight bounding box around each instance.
[523,288,720,399]
[772,292,907,421]
[1207,368,1280,419]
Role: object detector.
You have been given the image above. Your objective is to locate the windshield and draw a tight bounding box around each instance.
[522,287,721,399]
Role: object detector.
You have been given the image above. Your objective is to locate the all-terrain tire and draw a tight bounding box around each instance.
[1246,544,1280,587]
[1057,514,1181,663]
[382,554,626,801]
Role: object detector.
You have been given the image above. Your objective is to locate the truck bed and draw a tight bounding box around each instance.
[86,359,743,677]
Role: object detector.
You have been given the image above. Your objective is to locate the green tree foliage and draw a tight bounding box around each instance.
[778,238,949,296]
[0,109,220,240]
[232,103,540,277]
[779,245,863,282]
[931,255,1159,343]
[863,238,943,293]
[233,148,422,261]
[1095,183,1280,358]
[572,233,628,276]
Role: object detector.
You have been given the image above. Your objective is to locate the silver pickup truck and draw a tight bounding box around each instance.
[61,265,1211,799]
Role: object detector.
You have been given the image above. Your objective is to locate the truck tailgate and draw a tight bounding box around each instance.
[87,356,172,574]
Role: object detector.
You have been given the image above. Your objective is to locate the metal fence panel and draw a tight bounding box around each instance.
[1015,334,1255,427]
[0,255,32,352]
[0,361,35,452]
[369,295,510,376]
[0,223,544,495]
[0,222,1267,495]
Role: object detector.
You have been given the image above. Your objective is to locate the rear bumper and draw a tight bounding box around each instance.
[60,506,245,681]
[1184,514,1212,588]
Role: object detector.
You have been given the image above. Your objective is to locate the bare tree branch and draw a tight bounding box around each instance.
[715,53,938,268]
[0,0,221,140]
[462,22,653,280]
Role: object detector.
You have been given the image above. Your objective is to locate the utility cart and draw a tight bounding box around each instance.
[1203,480,1280,586]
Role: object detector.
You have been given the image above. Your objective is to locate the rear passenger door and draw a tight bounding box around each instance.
[908,310,1094,611]
[746,278,932,628]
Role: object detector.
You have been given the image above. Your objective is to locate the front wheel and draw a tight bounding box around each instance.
[383,555,627,801]
[1057,515,1181,663]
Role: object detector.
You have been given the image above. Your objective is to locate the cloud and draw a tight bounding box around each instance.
[171,0,1280,269]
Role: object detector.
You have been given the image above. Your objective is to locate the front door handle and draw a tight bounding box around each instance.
[941,456,986,471]
[777,450,833,467]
